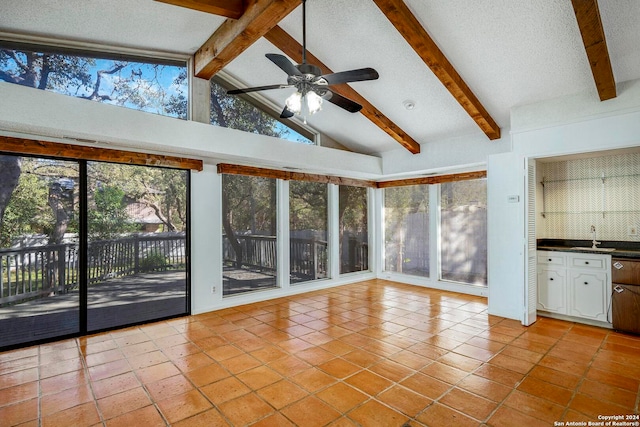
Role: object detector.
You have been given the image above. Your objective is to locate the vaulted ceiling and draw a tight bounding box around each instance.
[1,0,639,156]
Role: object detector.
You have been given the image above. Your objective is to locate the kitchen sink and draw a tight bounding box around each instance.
[571,247,616,252]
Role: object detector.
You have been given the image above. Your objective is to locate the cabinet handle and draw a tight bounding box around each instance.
[585,262,589,265]
[584,282,588,285]
[548,259,552,261]
[550,278,554,281]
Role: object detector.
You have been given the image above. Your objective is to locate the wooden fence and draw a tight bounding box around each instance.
[0,233,186,307]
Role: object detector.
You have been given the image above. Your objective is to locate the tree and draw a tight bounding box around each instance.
[88,186,136,240]
[210,80,287,138]
[0,156,21,237]
[0,47,187,117]
[289,181,327,233]
[222,175,276,268]
[87,163,188,234]
[0,157,79,247]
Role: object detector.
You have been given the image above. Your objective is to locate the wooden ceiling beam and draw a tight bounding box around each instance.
[217,163,377,188]
[154,0,246,19]
[264,26,421,154]
[193,0,300,79]
[376,170,486,188]
[372,0,500,140]
[570,0,616,101]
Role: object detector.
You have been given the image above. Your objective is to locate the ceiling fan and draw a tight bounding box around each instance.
[226,0,379,121]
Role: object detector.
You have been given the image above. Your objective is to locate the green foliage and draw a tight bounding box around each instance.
[0,172,52,247]
[290,181,327,232]
[210,80,286,138]
[139,251,167,272]
[88,186,137,239]
[88,163,188,233]
[223,175,276,234]
[339,186,367,234]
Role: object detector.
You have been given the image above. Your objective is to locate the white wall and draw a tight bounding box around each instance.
[487,152,526,320]
[0,82,383,180]
[190,165,223,313]
[511,79,640,158]
[381,131,511,177]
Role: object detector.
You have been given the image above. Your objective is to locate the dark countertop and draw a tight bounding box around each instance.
[537,239,640,259]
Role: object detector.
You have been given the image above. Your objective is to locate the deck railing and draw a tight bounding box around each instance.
[0,233,186,307]
[223,234,367,280]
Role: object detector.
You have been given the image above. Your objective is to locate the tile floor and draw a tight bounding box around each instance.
[1,279,639,426]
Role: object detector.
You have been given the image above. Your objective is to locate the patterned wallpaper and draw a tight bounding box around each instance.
[538,153,640,241]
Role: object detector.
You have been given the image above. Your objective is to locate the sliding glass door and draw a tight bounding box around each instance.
[0,154,189,349]
[0,155,80,347]
[86,163,189,331]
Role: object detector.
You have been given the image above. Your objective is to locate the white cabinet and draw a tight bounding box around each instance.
[568,271,609,321]
[537,267,567,313]
[537,251,611,323]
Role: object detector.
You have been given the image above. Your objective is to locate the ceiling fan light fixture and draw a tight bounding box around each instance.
[285,91,302,114]
[306,91,323,115]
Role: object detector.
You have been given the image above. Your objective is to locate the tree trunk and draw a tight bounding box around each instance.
[222,191,243,268]
[48,182,70,244]
[0,156,21,229]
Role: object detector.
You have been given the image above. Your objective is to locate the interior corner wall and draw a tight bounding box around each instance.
[380,131,511,177]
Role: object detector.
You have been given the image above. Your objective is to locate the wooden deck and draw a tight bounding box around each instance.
[0,271,187,348]
[223,266,277,295]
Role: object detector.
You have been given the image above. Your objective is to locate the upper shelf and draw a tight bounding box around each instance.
[540,173,640,185]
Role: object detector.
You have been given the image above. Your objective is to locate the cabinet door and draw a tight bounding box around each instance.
[537,267,567,313]
[569,271,608,321]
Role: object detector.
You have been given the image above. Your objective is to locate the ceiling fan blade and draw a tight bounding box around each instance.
[280,107,294,119]
[319,68,379,85]
[226,84,291,95]
[266,53,302,76]
[326,90,363,113]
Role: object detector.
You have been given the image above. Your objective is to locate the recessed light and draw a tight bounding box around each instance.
[403,100,416,110]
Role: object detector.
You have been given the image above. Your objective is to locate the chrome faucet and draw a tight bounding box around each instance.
[591,225,601,249]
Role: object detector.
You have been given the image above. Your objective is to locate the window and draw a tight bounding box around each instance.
[289,181,328,283]
[440,179,487,285]
[339,185,368,274]
[210,78,313,144]
[222,174,278,296]
[384,185,430,277]
[0,42,188,118]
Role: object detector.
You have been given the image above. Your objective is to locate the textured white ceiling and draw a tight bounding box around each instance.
[1,0,638,156]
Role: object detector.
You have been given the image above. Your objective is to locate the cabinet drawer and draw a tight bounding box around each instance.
[569,256,607,270]
[537,252,566,266]
[611,258,640,285]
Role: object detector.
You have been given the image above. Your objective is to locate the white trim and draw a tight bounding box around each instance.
[194,271,376,314]
[0,31,190,62]
[375,187,385,277]
[277,179,290,291]
[328,184,340,279]
[380,273,488,297]
[431,184,440,282]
